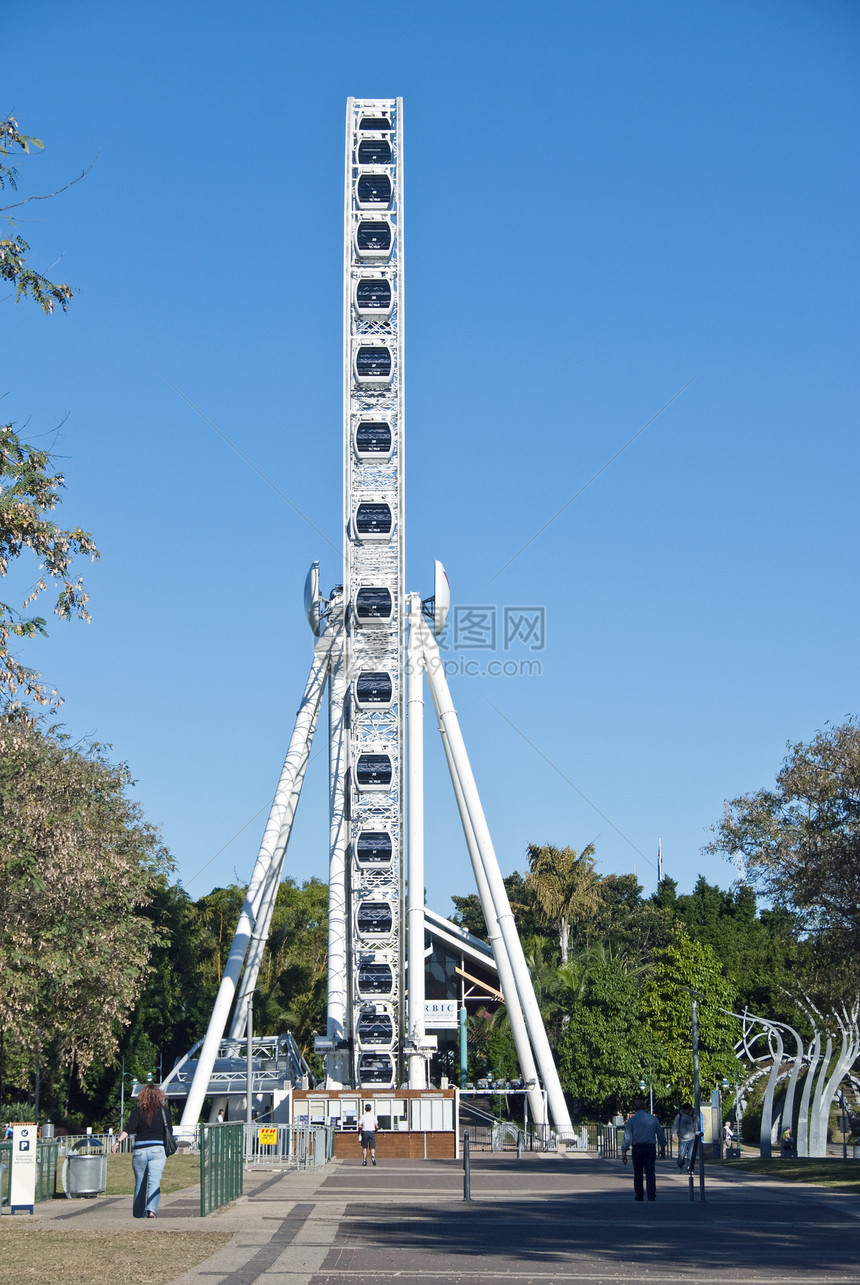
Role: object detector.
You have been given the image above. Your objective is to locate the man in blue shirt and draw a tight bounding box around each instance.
[621,1096,666,1201]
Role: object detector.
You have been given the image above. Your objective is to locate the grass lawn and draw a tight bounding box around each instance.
[100,1150,201,1196]
[0,1152,228,1285]
[0,1225,232,1285]
[720,1156,860,1192]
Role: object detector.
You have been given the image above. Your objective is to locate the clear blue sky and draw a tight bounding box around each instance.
[6,1,858,914]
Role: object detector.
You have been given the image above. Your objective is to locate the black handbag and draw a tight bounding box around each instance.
[162,1105,178,1156]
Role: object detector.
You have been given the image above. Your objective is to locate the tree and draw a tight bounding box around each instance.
[192,877,330,1068]
[0,426,99,709]
[1,118,75,312]
[450,871,545,943]
[526,842,600,964]
[558,953,659,1117]
[0,718,171,1082]
[673,875,802,1018]
[641,929,740,1097]
[706,719,860,990]
[1,119,97,711]
[593,872,673,964]
[258,877,329,1061]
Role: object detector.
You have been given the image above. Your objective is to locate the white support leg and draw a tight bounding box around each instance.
[326,613,351,1087]
[230,670,326,1038]
[426,658,545,1127]
[179,627,334,1128]
[420,619,573,1138]
[407,596,428,1089]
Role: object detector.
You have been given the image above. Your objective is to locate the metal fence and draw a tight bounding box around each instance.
[1,1139,60,1209]
[200,1121,244,1217]
[243,1122,334,1168]
[460,1122,676,1157]
[198,1121,335,1217]
[52,1133,131,1153]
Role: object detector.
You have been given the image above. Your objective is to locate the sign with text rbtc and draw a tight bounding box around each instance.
[423,1000,458,1029]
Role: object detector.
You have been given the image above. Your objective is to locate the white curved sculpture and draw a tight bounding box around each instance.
[734,1001,859,1158]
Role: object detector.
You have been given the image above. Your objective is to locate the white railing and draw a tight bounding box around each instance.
[243,1123,333,1168]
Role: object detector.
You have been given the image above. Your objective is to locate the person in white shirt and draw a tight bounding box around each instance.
[621,1096,666,1201]
[360,1104,380,1167]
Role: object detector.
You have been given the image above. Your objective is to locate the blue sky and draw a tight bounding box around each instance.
[6,0,858,915]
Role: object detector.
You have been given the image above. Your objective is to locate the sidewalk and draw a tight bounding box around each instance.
[20,1150,860,1284]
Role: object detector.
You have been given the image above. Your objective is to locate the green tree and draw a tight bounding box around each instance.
[0,719,172,1085]
[1,117,75,312]
[450,871,546,943]
[526,842,600,964]
[0,426,99,709]
[1,119,97,712]
[706,720,860,992]
[673,875,802,1017]
[191,877,330,1068]
[558,953,658,1117]
[641,929,740,1097]
[592,872,673,964]
[258,877,329,1060]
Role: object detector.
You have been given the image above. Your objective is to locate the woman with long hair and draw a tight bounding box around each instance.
[113,1083,175,1218]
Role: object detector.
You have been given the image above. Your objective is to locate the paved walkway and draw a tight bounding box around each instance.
[19,1151,860,1283]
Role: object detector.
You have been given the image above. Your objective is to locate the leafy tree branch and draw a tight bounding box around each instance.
[1,117,78,313]
[0,423,99,710]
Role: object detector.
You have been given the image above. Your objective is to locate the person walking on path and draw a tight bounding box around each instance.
[360,1103,380,1167]
[112,1083,175,1218]
[672,1103,697,1171]
[622,1096,666,1201]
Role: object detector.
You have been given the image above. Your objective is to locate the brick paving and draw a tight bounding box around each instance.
[14,1151,860,1283]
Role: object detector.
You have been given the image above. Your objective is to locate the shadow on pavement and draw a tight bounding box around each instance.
[319,1155,860,1278]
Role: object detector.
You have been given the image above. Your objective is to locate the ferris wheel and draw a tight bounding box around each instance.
[177,100,572,1139]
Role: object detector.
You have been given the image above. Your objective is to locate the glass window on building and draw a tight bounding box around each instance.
[426,942,460,1000]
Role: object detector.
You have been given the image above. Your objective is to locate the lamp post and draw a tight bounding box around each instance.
[638,1072,654,1115]
[118,1058,136,1132]
[690,995,706,1200]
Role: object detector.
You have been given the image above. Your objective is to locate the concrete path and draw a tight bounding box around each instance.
[20,1151,860,1283]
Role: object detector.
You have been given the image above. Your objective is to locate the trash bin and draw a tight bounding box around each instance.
[853,1144,860,1160]
[62,1151,107,1198]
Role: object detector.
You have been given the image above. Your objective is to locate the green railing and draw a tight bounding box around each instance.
[36,1140,60,1201]
[1,1139,60,1209]
[200,1121,244,1217]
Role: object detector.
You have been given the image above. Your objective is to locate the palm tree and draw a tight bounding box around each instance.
[526,843,600,965]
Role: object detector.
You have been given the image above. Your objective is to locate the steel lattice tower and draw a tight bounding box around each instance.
[326,97,406,1089]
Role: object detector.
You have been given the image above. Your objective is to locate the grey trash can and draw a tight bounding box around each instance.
[62,1152,107,1197]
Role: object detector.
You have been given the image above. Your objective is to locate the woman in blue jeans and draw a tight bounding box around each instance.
[113,1083,174,1218]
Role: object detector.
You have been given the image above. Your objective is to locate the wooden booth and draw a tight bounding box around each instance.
[292,1087,458,1159]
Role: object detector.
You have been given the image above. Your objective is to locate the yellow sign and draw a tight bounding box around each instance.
[258,1127,278,1146]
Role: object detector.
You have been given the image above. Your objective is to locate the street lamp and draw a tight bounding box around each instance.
[118,1058,137,1133]
[638,1072,654,1115]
